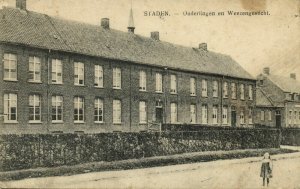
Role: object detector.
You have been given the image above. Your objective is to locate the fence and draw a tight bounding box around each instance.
[0,127,280,171]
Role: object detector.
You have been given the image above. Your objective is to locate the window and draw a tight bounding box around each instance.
[3,93,17,122]
[231,83,236,99]
[249,108,253,124]
[94,98,103,123]
[3,53,17,81]
[294,111,297,125]
[155,73,163,93]
[170,75,177,94]
[29,95,41,122]
[113,100,121,123]
[213,81,218,97]
[139,71,147,91]
[94,65,103,88]
[74,97,84,122]
[212,106,218,125]
[51,59,62,84]
[28,56,41,82]
[240,110,245,124]
[74,62,84,85]
[52,96,63,122]
[201,105,208,124]
[240,84,245,100]
[223,82,228,98]
[139,101,147,123]
[170,103,177,123]
[113,68,121,89]
[190,104,196,123]
[261,110,265,121]
[248,85,253,100]
[288,111,292,125]
[202,79,208,97]
[222,106,228,125]
[268,110,272,121]
[299,111,300,124]
[190,77,196,96]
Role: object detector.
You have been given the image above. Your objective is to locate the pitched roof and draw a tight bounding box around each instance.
[267,75,300,94]
[0,7,254,80]
[256,88,274,107]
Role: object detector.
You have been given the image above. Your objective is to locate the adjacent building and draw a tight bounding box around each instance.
[255,67,300,128]
[0,0,256,134]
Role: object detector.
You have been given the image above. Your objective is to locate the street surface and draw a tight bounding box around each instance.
[1,152,300,189]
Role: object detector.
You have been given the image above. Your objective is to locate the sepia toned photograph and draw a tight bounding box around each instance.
[0,0,299,188]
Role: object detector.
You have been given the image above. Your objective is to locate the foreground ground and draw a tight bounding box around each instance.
[1,151,300,189]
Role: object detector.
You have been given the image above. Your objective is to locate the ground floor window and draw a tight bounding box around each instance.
[212,106,218,125]
[113,100,121,123]
[248,108,253,124]
[3,93,17,122]
[74,97,84,122]
[52,96,63,122]
[139,101,147,124]
[170,103,177,123]
[29,95,41,122]
[222,106,228,125]
[202,105,208,124]
[94,98,103,123]
[190,104,196,123]
[240,110,245,124]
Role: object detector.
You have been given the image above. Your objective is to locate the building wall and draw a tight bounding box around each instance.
[254,107,284,127]
[285,102,300,128]
[0,44,256,134]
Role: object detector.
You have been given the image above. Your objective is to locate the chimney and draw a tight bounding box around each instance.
[199,43,208,51]
[101,18,110,29]
[127,8,135,33]
[290,73,296,80]
[16,0,26,10]
[151,31,159,40]
[263,67,270,75]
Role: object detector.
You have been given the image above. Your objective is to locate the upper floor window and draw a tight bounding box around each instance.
[29,95,41,122]
[190,104,196,123]
[74,97,84,122]
[52,96,63,122]
[3,53,17,81]
[202,79,208,97]
[139,71,147,91]
[28,56,41,82]
[248,85,253,100]
[170,75,177,94]
[190,77,196,96]
[240,84,245,100]
[222,106,228,125]
[240,110,245,124]
[3,93,17,122]
[212,105,218,125]
[201,105,208,124]
[113,100,122,123]
[213,81,218,98]
[113,67,121,89]
[170,103,178,123]
[223,82,228,98]
[51,59,62,84]
[94,65,103,88]
[139,101,147,124]
[155,73,163,93]
[231,83,237,99]
[94,98,103,123]
[74,62,84,86]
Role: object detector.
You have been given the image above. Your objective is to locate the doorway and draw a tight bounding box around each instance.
[155,101,163,123]
[231,106,236,127]
[275,110,281,128]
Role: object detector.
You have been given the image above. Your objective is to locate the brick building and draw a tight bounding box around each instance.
[255,67,300,128]
[0,1,256,134]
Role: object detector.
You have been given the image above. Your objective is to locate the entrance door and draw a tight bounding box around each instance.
[156,108,163,123]
[231,111,236,127]
[275,111,281,128]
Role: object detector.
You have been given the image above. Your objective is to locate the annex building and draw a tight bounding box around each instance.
[0,0,256,134]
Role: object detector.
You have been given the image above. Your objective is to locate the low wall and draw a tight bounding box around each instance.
[0,127,280,171]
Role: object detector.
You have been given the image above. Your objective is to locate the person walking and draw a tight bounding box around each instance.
[260,152,273,187]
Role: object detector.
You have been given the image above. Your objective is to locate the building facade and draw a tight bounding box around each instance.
[0,1,256,134]
[255,67,300,128]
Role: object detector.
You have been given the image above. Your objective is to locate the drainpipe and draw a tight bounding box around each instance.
[163,67,168,125]
[46,49,51,133]
[129,64,132,132]
[221,76,224,127]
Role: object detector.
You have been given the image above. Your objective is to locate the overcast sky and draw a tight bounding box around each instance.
[1,0,299,79]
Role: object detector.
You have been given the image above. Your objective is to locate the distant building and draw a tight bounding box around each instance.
[256,67,300,128]
[0,0,256,134]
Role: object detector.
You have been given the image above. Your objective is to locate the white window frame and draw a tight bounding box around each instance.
[222,106,228,125]
[94,98,104,123]
[212,106,218,125]
[202,79,208,97]
[240,110,245,124]
[249,85,253,100]
[3,53,17,81]
[139,101,147,124]
[249,108,253,124]
[268,110,272,121]
[74,62,84,86]
[113,67,122,89]
[240,84,245,100]
[29,94,41,123]
[74,97,84,123]
[3,93,17,123]
[28,56,41,83]
[113,100,122,124]
[288,111,292,125]
[231,83,237,99]
[94,65,103,88]
[51,96,63,123]
[190,77,196,96]
[223,82,228,98]
[139,70,147,91]
[155,73,163,93]
[213,81,218,98]
[170,103,178,123]
[51,59,63,84]
[170,75,177,94]
[201,105,208,124]
[261,110,265,121]
[190,104,196,124]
